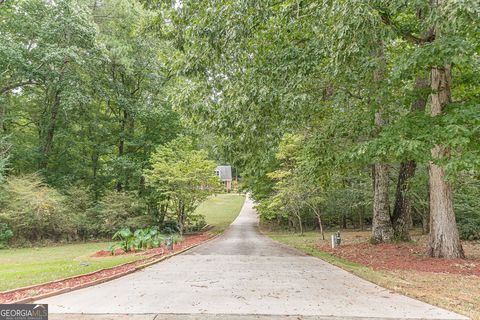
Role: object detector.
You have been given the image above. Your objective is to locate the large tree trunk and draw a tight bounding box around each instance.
[428,65,464,258]
[392,160,416,241]
[392,76,429,241]
[372,163,393,243]
[371,44,394,243]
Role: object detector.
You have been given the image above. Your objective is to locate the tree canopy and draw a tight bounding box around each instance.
[0,0,478,257]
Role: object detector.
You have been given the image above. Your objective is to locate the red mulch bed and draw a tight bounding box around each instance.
[318,242,480,276]
[93,248,125,257]
[0,233,213,304]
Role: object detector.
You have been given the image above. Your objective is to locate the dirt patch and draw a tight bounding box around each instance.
[0,233,213,304]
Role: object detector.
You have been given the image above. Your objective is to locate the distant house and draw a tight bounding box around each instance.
[215,165,233,192]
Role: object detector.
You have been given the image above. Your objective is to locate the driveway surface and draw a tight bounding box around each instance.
[39,197,466,319]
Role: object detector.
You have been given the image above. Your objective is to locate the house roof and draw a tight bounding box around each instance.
[215,165,232,181]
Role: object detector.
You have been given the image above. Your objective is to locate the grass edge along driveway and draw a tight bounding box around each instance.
[0,193,245,292]
[267,231,479,320]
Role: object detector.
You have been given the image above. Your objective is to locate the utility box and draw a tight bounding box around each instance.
[335,231,341,246]
[331,231,341,248]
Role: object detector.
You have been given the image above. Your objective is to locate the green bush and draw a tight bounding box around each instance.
[160,220,180,234]
[185,214,207,232]
[455,177,480,240]
[63,186,96,240]
[89,191,150,237]
[0,174,75,243]
[0,223,13,249]
[457,217,480,240]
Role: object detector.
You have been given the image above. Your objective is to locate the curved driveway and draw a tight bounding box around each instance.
[40,197,466,319]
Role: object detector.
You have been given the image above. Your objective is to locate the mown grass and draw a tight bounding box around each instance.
[0,242,143,292]
[267,232,391,285]
[0,194,245,292]
[196,193,245,233]
[267,230,479,320]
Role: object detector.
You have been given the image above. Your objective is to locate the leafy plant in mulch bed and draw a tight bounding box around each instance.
[109,226,182,254]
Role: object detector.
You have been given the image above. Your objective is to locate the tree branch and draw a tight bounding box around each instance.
[0,80,37,95]
[378,11,435,45]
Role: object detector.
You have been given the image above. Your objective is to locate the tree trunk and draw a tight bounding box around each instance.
[116,109,127,192]
[371,44,393,243]
[313,208,325,240]
[39,89,60,170]
[372,163,393,243]
[293,209,303,235]
[392,160,416,241]
[422,207,430,234]
[428,65,464,258]
[359,205,365,231]
[0,102,7,133]
[91,150,100,199]
[177,200,185,235]
[392,76,429,241]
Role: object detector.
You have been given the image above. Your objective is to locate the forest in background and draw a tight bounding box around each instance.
[150,0,479,259]
[0,0,479,259]
[0,0,223,246]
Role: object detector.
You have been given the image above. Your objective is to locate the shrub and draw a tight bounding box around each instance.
[455,178,480,240]
[0,223,13,249]
[89,191,150,237]
[160,220,180,234]
[62,185,96,240]
[0,174,75,243]
[185,214,207,232]
[457,217,480,240]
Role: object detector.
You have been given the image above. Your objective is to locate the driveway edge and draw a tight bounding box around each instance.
[6,234,219,304]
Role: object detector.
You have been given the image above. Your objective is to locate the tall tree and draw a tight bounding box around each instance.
[392,77,429,241]
[372,45,394,243]
[428,64,464,258]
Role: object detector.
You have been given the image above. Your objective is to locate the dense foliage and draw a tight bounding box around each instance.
[154,0,479,257]
[0,0,219,246]
[0,0,478,258]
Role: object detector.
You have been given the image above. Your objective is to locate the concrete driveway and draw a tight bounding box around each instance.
[39,197,467,320]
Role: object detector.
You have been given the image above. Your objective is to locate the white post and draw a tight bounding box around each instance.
[331,234,335,249]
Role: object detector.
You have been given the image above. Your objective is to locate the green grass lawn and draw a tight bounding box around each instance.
[0,194,245,292]
[0,242,143,292]
[266,230,479,319]
[266,231,387,283]
[196,193,245,233]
